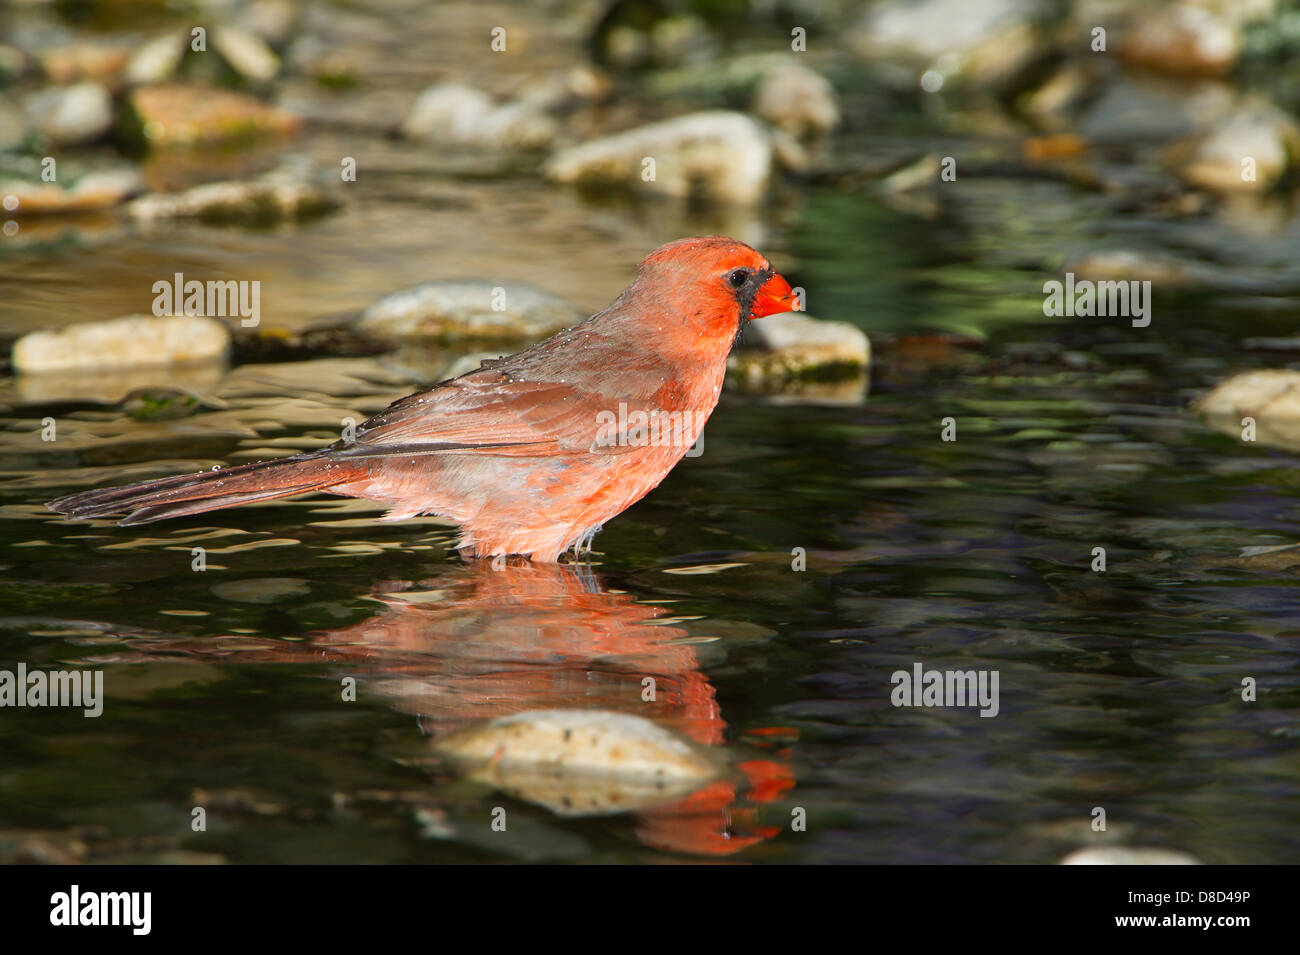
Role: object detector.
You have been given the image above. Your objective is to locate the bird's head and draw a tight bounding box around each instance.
[636,236,802,340]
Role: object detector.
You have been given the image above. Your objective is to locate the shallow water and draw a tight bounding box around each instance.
[5,8,1300,861]
[6,168,1300,862]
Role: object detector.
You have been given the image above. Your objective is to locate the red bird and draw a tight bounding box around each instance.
[48,236,802,561]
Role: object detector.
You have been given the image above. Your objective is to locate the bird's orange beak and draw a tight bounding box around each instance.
[750,272,801,318]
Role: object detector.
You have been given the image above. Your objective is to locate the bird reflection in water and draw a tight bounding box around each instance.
[98,559,795,857]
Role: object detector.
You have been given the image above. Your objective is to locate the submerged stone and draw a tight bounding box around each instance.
[1,169,143,216]
[730,313,871,387]
[433,709,723,816]
[355,280,584,342]
[127,158,336,223]
[13,314,231,374]
[1061,847,1202,865]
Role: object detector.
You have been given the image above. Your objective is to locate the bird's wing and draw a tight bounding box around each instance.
[333,366,638,459]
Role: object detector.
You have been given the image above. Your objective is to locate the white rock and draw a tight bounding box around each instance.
[851,0,1043,89]
[434,709,722,816]
[1197,369,1300,418]
[13,315,231,373]
[1118,3,1241,77]
[1061,847,1202,865]
[356,280,584,341]
[1177,104,1300,193]
[753,63,839,139]
[403,83,492,137]
[1,169,142,216]
[1194,369,1300,451]
[858,0,1028,61]
[745,313,868,357]
[125,31,186,85]
[730,314,871,386]
[213,26,281,82]
[545,110,775,204]
[401,82,556,150]
[128,163,334,223]
[26,83,112,146]
[472,99,557,151]
[239,0,299,47]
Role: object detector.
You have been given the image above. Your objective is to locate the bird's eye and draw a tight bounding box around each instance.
[727,269,749,289]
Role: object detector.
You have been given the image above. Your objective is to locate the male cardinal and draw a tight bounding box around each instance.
[48,236,802,561]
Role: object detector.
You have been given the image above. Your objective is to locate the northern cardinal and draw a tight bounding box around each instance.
[48,236,802,560]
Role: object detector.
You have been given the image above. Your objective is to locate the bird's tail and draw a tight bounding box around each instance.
[47,453,367,526]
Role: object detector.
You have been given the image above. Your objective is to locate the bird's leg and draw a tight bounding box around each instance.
[569,523,604,560]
